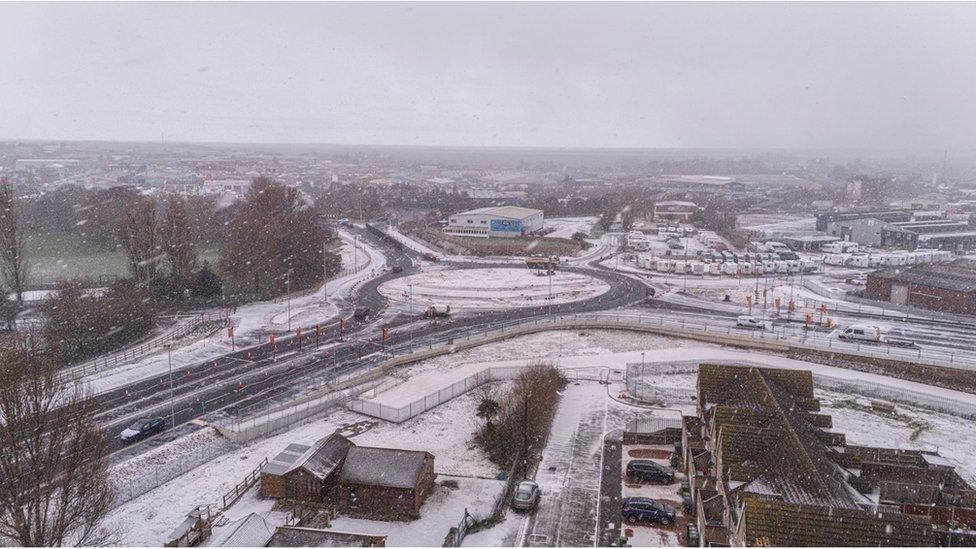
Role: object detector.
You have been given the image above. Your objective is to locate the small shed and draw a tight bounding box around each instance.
[339,446,435,514]
[261,433,354,502]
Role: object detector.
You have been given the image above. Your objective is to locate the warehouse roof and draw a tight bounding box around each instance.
[459,206,542,220]
[870,259,976,293]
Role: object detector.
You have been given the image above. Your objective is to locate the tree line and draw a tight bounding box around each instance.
[2,177,341,364]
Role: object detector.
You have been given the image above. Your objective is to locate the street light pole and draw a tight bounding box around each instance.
[167,344,176,428]
[286,269,292,331]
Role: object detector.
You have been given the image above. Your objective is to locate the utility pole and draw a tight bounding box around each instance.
[286,269,292,331]
[548,269,553,315]
[166,344,176,428]
[323,240,329,301]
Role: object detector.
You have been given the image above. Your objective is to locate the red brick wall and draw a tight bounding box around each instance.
[865,275,892,301]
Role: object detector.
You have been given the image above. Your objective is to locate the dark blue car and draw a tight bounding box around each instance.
[119,417,165,443]
[622,497,676,525]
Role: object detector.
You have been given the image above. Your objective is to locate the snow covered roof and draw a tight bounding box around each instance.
[340,446,431,490]
[458,206,542,220]
[286,433,354,480]
[263,442,312,476]
[218,513,275,547]
[921,453,955,468]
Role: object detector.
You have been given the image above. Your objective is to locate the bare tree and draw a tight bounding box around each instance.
[0,179,28,306]
[0,342,115,546]
[159,196,198,287]
[116,196,160,287]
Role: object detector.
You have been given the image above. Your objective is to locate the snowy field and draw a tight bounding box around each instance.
[378,267,610,310]
[543,216,598,239]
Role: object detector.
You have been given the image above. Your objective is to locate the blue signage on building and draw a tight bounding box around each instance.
[490,219,523,233]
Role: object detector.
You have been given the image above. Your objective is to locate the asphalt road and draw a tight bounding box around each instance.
[99,227,649,456]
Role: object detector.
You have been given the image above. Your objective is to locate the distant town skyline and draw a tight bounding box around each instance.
[2,2,975,151]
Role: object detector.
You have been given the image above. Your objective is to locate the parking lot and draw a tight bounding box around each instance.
[620,443,689,547]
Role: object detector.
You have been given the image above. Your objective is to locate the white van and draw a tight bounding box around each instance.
[839,324,882,342]
[736,315,765,329]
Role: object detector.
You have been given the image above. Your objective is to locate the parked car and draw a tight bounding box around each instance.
[735,315,764,330]
[626,459,675,484]
[119,417,165,443]
[622,497,676,525]
[511,480,541,511]
[846,273,868,286]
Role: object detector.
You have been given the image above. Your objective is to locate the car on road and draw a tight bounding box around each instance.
[119,417,165,443]
[626,459,675,484]
[846,273,868,286]
[622,497,676,525]
[511,480,541,511]
[735,315,764,329]
[390,265,403,273]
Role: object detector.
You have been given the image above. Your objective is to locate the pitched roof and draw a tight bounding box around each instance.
[701,364,864,509]
[741,498,935,547]
[287,433,354,480]
[340,446,430,489]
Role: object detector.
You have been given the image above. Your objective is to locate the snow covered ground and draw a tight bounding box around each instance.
[378,267,610,310]
[81,230,386,395]
[543,216,598,239]
[105,386,500,545]
[330,476,505,546]
[104,321,976,545]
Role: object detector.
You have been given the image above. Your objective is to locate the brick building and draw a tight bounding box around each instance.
[260,433,354,502]
[865,259,976,315]
[339,446,435,514]
[260,433,435,515]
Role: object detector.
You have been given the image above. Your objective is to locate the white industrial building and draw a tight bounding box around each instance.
[445,206,544,238]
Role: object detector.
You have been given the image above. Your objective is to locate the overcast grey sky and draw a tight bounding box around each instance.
[1,2,974,150]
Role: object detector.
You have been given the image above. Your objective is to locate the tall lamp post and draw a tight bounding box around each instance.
[166,343,176,429]
[286,269,293,331]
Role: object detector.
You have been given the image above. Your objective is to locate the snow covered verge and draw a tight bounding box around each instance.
[378,267,610,310]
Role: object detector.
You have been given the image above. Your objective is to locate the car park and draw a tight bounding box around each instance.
[622,497,676,525]
[626,459,675,484]
[119,417,165,443]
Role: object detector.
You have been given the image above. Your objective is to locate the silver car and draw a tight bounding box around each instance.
[511,480,541,511]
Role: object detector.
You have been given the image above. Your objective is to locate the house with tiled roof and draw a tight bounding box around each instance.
[682,363,976,546]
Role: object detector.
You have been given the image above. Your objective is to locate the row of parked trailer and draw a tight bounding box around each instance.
[822,250,954,268]
[636,256,819,276]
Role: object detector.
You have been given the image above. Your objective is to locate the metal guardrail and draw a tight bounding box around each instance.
[60,310,229,383]
[387,312,974,371]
